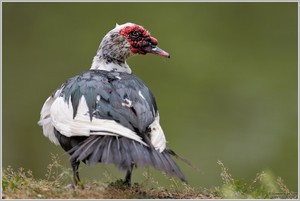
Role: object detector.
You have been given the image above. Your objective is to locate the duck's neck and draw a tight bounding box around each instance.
[90,56,132,73]
[90,33,132,74]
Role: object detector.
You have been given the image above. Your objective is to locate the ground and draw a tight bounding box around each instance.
[2,154,297,199]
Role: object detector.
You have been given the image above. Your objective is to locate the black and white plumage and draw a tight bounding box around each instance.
[38,22,187,185]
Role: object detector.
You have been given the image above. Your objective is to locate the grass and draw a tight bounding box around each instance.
[2,154,297,199]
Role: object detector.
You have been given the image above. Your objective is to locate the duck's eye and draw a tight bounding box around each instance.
[129,31,141,38]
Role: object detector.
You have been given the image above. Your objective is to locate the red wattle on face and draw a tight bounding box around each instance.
[149,36,158,45]
[119,25,170,58]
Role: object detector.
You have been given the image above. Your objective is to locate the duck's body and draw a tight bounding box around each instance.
[38,23,186,185]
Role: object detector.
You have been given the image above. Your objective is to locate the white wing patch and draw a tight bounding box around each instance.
[149,113,166,152]
[50,96,147,146]
[39,93,166,152]
[38,89,62,145]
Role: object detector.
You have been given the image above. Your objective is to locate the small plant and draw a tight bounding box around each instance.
[217,160,297,199]
[45,154,73,186]
[2,166,33,192]
[2,154,74,199]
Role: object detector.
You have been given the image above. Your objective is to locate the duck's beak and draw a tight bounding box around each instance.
[143,36,170,58]
[144,45,170,58]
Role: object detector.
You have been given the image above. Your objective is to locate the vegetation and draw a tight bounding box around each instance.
[2,154,297,199]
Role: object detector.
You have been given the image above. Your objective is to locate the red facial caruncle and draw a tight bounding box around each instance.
[119,25,170,58]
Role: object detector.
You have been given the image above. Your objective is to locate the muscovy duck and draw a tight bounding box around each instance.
[38,22,187,186]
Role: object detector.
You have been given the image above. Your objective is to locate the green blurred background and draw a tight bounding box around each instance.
[3,2,298,191]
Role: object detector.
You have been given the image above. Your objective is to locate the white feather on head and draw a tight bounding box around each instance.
[110,22,136,33]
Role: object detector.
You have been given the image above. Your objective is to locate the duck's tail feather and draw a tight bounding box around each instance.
[67,135,187,183]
